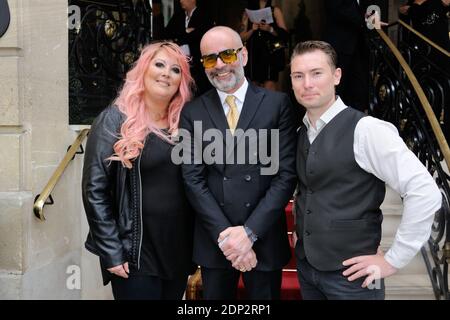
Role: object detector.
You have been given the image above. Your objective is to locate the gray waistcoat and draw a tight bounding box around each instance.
[295,108,385,271]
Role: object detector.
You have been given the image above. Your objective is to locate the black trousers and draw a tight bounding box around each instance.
[201,267,282,300]
[296,258,385,300]
[110,273,188,300]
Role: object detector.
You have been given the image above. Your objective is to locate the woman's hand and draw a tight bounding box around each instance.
[258,22,272,32]
[107,262,129,278]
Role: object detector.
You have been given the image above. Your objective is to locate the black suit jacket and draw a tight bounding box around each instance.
[164,7,213,94]
[323,0,367,54]
[180,83,297,270]
[164,7,212,68]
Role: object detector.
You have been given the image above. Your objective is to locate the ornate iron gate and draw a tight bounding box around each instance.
[69,0,152,124]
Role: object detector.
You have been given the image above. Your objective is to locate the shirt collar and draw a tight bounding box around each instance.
[186,7,197,19]
[217,79,249,106]
[302,96,347,130]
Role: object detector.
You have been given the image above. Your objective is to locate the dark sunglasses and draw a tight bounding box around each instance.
[200,47,243,69]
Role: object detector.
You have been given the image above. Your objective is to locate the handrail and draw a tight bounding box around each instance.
[33,129,90,221]
[375,27,450,170]
[398,19,450,58]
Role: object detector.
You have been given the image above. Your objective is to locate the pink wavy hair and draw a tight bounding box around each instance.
[109,41,194,168]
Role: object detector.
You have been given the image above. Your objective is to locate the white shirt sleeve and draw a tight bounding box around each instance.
[354,116,442,269]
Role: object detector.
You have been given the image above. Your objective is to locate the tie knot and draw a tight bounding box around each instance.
[225,95,239,134]
[225,95,237,109]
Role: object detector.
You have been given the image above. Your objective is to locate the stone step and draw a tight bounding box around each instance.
[382,185,403,207]
[379,187,432,273]
[385,274,435,300]
[380,203,403,216]
[379,237,429,275]
[381,204,403,238]
[380,186,404,238]
[380,186,436,299]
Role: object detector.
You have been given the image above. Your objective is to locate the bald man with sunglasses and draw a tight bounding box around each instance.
[180,26,297,299]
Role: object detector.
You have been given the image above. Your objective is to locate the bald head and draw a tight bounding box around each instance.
[200,26,243,55]
[199,26,248,93]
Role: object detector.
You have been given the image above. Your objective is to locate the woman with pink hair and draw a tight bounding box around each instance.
[82,41,196,299]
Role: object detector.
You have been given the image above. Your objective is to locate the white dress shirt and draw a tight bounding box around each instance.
[302,97,442,269]
[217,79,249,117]
[180,7,197,57]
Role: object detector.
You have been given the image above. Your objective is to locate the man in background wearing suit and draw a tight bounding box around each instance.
[165,0,213,95]
[180,26,296,299]
[323,0,369,112]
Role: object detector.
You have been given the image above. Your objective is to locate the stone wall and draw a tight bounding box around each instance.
[0,0,110,299]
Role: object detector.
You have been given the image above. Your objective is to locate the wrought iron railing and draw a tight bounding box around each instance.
[69,0,152,125]
[397,20,450,141]
[368,22,450,300]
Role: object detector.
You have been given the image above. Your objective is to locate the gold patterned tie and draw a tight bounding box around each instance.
[225,95,239,135]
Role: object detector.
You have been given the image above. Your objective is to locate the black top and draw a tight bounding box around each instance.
[132,130,194,279]
[408,0,450,51]
[245,5,288,82]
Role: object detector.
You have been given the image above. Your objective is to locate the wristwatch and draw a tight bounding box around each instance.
[244,225,258,244]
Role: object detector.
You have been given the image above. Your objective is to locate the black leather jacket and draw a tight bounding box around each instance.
[82,106,143,284]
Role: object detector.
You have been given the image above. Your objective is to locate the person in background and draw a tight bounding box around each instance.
[82,41,196,300]
[399,0,449,51]
[240,0,289,91]
[165,0,213,95]
[323,0,370,112]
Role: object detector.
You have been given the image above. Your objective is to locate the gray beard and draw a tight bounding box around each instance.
[207,68,245,92]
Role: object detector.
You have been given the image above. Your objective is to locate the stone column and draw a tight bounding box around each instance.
[0,0,108,299]
[0,0,28,299]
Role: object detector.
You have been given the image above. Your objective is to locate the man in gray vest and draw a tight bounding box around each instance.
[290,40,442,299]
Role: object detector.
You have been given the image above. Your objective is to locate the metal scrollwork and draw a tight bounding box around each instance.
[368,23,450,299]
[104,19,117,39]
[69,0,152,124]
[124,51,136,65]
[378,85,388,102]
